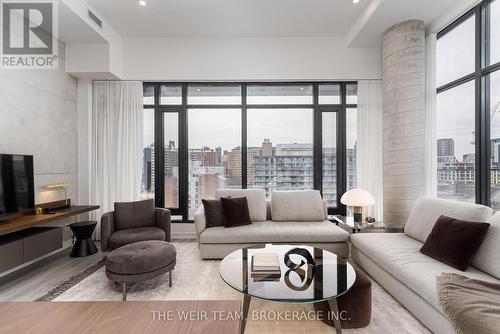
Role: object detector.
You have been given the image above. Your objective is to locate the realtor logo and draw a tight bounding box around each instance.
[0,0,58,69]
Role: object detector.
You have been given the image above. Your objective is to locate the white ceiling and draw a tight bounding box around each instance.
[345,0,463,47]
[59,2,106,43]
[85,0,370,38]
[85,0,466,43]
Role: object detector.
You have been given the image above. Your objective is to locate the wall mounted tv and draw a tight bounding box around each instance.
[0,154,35,219]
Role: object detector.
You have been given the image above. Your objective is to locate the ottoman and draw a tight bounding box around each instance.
[315,268,372,329]
[105,240,176,300]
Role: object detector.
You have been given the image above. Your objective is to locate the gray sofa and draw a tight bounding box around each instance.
[351,198,500,334]
[194,189,350,259]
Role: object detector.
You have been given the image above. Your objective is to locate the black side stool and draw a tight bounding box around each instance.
[69,221,98,257]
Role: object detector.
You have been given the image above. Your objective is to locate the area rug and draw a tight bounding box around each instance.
[53,241,430,334]
[35,258,105,302]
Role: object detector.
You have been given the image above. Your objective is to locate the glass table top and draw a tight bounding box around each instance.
[219,244,356,304]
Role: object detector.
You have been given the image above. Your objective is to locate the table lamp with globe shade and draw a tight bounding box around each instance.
[340,189,375,223]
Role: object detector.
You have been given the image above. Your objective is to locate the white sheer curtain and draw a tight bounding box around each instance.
[425,34,438,197]
[91,81,143,238]
[357,80,384,221]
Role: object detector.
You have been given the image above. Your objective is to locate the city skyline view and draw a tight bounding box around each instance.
[141,137,358,218]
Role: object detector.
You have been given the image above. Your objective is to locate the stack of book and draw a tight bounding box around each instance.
[251,253,281,282]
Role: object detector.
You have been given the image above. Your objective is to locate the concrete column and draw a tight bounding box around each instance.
[382,20,426,228]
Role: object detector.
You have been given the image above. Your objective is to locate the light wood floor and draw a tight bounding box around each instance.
[0,244,104,301]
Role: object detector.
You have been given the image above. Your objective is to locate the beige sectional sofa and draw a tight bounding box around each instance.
[351,198,500,334]
[194,189,350,259]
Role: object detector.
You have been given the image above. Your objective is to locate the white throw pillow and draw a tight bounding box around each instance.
[404,197,493,243]
[271,190,325,222]
[215,189,267,222]
[472,212,500,279]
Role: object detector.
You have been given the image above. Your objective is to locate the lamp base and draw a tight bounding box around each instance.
[352,206,363,223]
[38,199,72,213]
[44,204,70,213]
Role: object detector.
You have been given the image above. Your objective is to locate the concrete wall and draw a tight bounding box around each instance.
[382,20,426,227]
[0,42,79,206]
[121,37,382,81]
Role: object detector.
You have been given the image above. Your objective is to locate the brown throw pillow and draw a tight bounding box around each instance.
[202,199,224,228]
[114,199,155,230]
[220,197,252,228]
[420,215,490,271]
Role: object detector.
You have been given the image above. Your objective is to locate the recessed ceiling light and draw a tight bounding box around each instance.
[353,0,359,3]
[139,0,146,6]
[196,88,201,92]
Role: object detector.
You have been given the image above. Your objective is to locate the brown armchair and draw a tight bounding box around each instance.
[100,200,171,252]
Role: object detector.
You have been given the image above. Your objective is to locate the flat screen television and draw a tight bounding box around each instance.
[0,154,35,220]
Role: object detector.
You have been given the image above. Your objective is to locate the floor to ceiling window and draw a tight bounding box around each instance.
[142,82,357,222]
[188,108,241,219]
[246,85,315,199]
[436,0,500,208]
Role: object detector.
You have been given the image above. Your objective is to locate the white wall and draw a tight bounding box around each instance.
[122,37,382,81]
[66,43,110,74]
[0,42,79,205]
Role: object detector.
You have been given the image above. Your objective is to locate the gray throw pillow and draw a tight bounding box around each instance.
[114,199,155,230]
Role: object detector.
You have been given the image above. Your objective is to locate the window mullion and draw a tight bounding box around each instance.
[242,84,248,189]
[337,84,347,215]
[476,4,490,206]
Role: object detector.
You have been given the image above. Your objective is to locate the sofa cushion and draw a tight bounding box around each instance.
[114,200,155,231]
[202,199,225,228]
[404,198,493,243]
[351,233,499,310]
[271,190,324,222]
[420,215,490,271]
[215,189,266,222]
[108,227,166,250]
[220,197,252,228]
[266,199,328,220]
[473,212,500,279]
[199,220,349,244]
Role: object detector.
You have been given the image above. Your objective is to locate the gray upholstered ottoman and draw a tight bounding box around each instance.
[105,240,176,300]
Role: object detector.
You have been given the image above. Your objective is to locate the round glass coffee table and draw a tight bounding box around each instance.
[219,244,356,334]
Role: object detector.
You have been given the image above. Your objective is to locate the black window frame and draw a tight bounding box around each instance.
[143,82,357,222]
[436,0,500,207]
